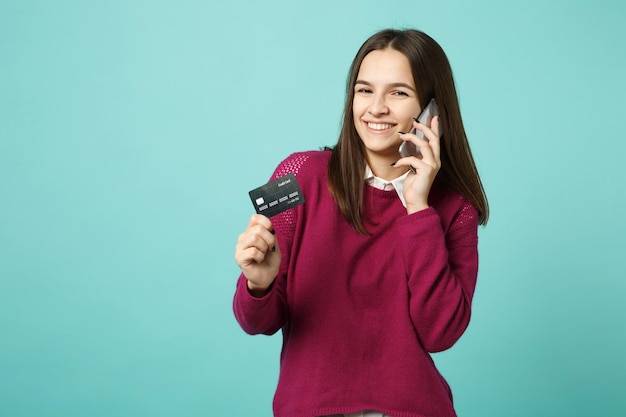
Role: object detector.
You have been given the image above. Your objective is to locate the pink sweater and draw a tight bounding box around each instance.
[233,151,479,417]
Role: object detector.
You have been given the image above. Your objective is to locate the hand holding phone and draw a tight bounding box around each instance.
[399,98,439,158]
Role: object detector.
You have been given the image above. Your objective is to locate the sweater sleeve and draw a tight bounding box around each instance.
[396,200,479,352]
[233,272,288,335]
[232,153,308,335]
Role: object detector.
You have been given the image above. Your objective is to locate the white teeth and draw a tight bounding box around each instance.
[367,122,394,130]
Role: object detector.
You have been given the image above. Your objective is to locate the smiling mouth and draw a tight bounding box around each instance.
[367,122,395,131]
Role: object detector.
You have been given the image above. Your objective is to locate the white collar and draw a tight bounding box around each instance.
[364,165,410,207]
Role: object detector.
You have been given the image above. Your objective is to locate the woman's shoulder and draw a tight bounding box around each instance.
[431,177,478,217]
[272,149,331,180]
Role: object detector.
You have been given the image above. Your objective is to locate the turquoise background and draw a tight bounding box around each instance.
[1,0,625,415]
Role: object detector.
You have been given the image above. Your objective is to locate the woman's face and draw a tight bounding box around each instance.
[353,48,421,161]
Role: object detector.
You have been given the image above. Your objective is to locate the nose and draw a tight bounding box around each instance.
[368,93,389,116]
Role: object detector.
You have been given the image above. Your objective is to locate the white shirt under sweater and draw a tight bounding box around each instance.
[364,165,410,207]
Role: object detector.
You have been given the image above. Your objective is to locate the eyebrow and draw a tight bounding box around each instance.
[354,79,417,93]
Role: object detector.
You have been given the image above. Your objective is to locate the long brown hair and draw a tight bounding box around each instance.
[328,29,489,234]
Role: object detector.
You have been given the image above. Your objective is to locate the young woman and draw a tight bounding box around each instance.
[233,28,489,417]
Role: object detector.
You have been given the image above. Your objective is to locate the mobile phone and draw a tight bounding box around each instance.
[398,98,439,158]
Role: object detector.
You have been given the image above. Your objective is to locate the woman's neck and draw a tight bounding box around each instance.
[367,154,405,181]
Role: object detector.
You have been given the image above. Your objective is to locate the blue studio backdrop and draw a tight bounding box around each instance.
[1,1,625,416]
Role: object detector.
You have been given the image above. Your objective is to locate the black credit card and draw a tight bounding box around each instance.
[248,173,305,217]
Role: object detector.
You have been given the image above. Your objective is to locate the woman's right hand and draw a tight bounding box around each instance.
[235,214,281,296]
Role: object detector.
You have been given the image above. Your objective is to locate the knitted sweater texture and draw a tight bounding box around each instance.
[233,150,480,417]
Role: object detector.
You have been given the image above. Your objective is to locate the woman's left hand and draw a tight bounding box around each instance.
[394,116,441,214]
